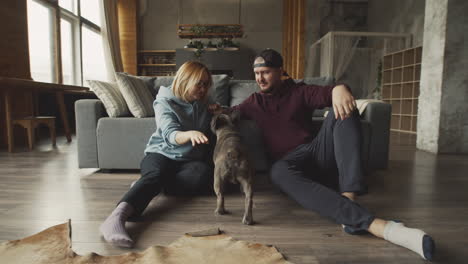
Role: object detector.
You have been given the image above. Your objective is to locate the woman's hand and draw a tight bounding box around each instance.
[175,130,209,146]
[332,84,357,120]
[208,103,223,115]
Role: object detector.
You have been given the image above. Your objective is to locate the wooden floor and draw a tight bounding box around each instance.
[1,133,467,264]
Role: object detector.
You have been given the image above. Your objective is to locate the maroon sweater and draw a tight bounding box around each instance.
[233,80,334,160]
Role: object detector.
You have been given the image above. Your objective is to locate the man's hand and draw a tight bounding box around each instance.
[332,84,357,120]
[175,130,209,146]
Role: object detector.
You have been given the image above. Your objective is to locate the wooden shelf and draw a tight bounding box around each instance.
[382,63,421,72]
[138,50,176,53]
[138,64,176,67]
[382,46,422,134]
[392,114,417,117]
[177,24,243,39]
[390,129,417,135]
[137,50,176,76]
[383,81,420,85]
[383,97,418,100]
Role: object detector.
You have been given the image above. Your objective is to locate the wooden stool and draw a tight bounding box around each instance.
[12,116,56,150]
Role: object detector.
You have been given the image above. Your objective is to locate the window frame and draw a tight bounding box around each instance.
[29,0,103,86]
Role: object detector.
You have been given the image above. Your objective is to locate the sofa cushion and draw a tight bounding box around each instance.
[87,80,130,117]
[97,117,156,169]
[151,74,231,106]
[295,76,335,86]
[229,80,259,107]
[152,76,175,96]
[210,74,230,106]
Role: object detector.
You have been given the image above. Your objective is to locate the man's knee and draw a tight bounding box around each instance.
[270,160,288,186]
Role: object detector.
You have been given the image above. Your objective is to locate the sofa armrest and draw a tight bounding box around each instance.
[361,101,391,170]
[75,99,106,168]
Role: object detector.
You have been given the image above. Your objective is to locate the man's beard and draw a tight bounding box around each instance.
[259,82,277,94]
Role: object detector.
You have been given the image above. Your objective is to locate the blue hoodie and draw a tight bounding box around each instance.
[144,85,212,161]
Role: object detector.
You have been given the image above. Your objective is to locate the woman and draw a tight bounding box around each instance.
[100,61,214,248]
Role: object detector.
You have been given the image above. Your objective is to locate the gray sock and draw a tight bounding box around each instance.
[100,202,135,248]
[383,221,435,260]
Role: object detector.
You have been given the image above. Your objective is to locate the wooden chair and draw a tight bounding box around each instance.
[12,116,56,150]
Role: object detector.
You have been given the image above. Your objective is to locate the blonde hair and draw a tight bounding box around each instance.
[172,61,213,102]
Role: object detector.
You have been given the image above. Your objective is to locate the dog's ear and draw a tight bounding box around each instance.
[210,114,229,133]
[229,110,241,125]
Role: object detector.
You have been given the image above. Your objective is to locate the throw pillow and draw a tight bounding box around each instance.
[115,72,155,118]
[135,75,159,98]
[87,80,130,117]
[119,72,159,99]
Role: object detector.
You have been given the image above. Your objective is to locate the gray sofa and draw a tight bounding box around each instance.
[75,77,391,172]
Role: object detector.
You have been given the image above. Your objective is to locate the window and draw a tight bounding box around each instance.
[82,25,107,82]
[58,0,76,14]
[27,0,108,85]
[60,18,78,85]
[27,0,55,82]
[80,0,101,26]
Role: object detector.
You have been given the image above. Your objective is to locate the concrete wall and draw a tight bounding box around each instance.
[417,0,468,154]
[139,0,282,55]
[368,0,425,47]
[439,0,468,153]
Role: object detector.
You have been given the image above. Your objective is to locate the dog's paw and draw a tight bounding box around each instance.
[242,216,254,225]
[214,208,226,215]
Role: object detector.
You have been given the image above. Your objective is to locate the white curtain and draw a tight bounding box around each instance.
[319,34,331,77]
[305,42,321,77]
[332,35,360,81]
[308,34,359,80]
[305,32,410,98]
[99,0,124,81]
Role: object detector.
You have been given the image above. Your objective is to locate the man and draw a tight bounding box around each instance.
[214,49,435,260]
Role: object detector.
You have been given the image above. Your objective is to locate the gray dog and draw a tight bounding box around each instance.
[210,110,254,225]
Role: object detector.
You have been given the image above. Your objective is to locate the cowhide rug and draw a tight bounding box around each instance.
[0,220,294,264]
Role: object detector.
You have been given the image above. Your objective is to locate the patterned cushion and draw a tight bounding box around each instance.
[115,72,155,118]
[134,75,158,98]
[87,80,130,117]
